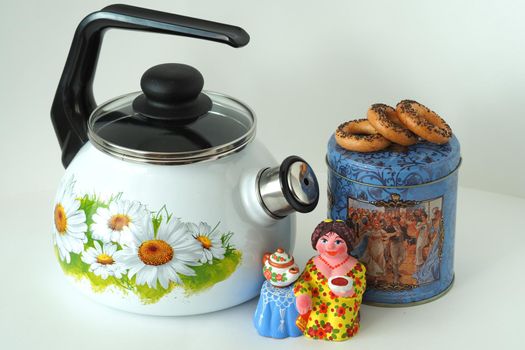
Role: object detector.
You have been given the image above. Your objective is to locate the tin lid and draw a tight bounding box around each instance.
[327,134,461,187]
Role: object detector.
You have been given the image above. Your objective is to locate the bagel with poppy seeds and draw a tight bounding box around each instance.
[395,100,452,144]
[335,119,391,152]
[367,103,418,146]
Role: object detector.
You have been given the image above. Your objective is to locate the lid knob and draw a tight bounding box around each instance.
[132,63,212,124]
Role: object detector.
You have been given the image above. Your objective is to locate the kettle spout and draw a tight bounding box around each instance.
[289,267,300,275]
[257,156,319,219]
[239,156,319,226]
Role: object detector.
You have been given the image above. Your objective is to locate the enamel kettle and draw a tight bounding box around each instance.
[50,4,319,316]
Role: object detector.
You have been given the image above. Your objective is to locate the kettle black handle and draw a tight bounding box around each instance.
[51,4,250,167]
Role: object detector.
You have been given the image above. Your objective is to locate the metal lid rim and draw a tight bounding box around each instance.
[87,91,256,165]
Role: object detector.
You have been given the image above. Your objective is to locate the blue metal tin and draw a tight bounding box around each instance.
[327,135,461,305]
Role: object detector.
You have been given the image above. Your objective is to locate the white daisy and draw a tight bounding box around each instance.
[53,176,88,263]
[81,241,126,279]
[116,218,202,289]
[187,222,226,264]
[91,199,148,247]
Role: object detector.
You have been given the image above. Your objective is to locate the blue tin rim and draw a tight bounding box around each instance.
[326,157,462,189]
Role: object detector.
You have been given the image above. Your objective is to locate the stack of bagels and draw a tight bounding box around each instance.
[335,100,452,152]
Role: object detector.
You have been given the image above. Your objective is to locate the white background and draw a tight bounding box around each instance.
[0,1,524,349]
[1,0,524,198]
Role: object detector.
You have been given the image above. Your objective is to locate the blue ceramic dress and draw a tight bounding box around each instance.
[253,281,302,338]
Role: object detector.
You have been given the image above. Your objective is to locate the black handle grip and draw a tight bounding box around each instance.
[50,4,249,167]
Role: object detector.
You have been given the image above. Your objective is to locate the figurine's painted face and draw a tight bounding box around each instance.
[315,232,348,259]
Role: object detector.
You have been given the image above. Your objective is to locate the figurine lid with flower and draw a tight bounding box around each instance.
[269,248,294,267]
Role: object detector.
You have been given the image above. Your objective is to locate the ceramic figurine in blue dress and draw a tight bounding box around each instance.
[253,248,302,338]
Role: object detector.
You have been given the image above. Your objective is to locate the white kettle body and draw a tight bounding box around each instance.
[50,5,319,316]
[54,139,300,315]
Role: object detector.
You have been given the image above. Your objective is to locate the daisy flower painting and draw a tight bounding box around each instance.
[81,241,126,279]
[54,176,242,304]
[188,222,226,264]
[91,199,149,247]
[118,218,202,289]
[53,177,88,263]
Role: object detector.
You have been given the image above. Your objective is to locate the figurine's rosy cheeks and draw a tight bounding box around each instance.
[315,232,348,257]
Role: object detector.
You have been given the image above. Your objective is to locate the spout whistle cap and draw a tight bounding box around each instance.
[258,156,319,218]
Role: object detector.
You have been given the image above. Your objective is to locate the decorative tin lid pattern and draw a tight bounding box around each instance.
[327,134,461,187]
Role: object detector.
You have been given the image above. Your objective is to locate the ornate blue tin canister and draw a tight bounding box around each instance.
[327,135,461,305]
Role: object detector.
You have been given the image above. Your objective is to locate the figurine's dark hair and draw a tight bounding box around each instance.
[311,220,357,253]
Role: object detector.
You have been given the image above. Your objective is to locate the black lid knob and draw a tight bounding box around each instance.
[132,63,212,124]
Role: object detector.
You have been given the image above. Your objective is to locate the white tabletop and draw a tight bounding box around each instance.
[0,184,523,350]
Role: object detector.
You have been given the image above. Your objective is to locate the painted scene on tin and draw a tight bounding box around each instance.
[348,195,444,290]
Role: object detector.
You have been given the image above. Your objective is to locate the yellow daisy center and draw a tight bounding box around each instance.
[54,204,68,234]
[96,253,114,265]
[138,240,174,266]
[196,235,212,249]
[108,214,130,231]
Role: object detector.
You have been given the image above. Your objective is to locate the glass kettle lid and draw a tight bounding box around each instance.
[88,63,255,164]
